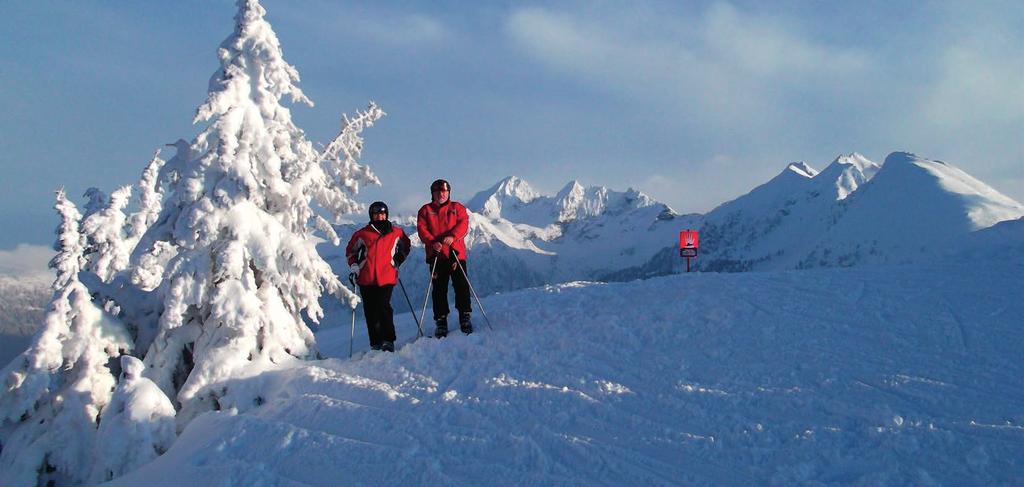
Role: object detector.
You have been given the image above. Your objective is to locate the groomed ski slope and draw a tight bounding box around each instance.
[110,261,1022,485]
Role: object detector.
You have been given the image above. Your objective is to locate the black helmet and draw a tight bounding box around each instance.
[430,179,451,193]
[368,201,389,219]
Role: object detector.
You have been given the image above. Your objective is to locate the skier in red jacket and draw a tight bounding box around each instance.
[417,179,472,337]
[346,201,411,352]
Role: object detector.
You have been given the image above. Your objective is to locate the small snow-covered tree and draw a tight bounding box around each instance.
[90,356,176,484]
[81,185,133,282]
[0,190,132,487]
[138,0,380,425]
[127,150,167,246]
[310,102,385,244]
[131,141,189,293]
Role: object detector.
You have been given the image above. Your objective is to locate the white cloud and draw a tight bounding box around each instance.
[0,244,54,278]
[504,3,874,129]
[918,40,1023,132]
[700,3,871,79]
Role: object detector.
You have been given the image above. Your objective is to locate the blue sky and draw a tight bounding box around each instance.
[1,0,1021,249]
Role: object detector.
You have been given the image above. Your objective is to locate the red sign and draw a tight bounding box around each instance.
[679,230,699,250]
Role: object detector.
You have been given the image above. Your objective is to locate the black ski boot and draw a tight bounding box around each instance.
[434,316,448,338]
[381,341,395,353]
[459,312,473,335]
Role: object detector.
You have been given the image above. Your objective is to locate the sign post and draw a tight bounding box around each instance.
[679,230,699,272]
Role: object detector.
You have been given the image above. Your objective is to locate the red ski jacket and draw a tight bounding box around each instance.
[417,200,469,261]
[346,223,411,286]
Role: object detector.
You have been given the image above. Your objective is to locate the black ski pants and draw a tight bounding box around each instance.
[358,284,396,348]
[429,255,471,320]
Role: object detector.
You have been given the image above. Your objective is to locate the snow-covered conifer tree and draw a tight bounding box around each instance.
[81,185,133,282]
[139,0,380,424]
[311,102,385,245]
[90,356,176,484]
[131,141,190,293]
[0,190,132,487]
[126,150,166,246]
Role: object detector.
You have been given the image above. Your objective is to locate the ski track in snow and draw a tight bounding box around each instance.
[110,261,1023,485]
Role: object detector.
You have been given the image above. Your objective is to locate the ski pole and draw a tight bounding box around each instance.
[398,277,423,337]
[452,253,494,331]
[349,308,356,358]
[348,274,357,358]
[419,256,438,330]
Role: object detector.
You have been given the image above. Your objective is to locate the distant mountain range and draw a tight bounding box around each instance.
[0,274,52,365]
[315,151,1022,327]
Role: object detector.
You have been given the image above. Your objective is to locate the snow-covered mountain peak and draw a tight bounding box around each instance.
[709,161,819,216]
[552,180,587,220]
[881,151,960,174]
[868,152,1024,231]
[553,182,657,222]
[554,180,586,201]
[464,175,670,232]
[467,176,540,219]
[816,153,881,200]
[832,153,879,175]
[883,151,924,166]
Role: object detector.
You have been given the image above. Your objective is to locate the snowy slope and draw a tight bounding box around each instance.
[959,216,1024,262]
[108,258,1023,485]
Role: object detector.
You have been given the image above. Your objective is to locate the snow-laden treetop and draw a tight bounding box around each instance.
[195,0,312,124]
